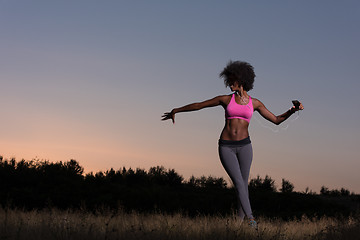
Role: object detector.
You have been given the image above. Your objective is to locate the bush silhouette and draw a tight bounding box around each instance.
[249,175,276,192]
[0,156,358,219]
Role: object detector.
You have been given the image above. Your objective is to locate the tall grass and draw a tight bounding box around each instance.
[0,207,359,240]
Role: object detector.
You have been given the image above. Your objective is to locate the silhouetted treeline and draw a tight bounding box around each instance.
[1,157,359,219]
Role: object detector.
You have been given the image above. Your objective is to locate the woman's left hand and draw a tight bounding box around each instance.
[292,102,304,112]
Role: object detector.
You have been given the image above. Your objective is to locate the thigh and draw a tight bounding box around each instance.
[219,145,244,184]
[236,144,253,180]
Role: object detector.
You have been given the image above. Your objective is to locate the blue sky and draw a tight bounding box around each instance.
[1,1,359,193]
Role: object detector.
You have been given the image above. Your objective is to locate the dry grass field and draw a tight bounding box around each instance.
[1,207,359,240]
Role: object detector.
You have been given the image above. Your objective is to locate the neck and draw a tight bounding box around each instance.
[236,88,248,98]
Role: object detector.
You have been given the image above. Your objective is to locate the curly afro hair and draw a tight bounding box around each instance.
[219,60,255,91]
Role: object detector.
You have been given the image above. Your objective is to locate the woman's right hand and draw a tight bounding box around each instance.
[161,110,175,123]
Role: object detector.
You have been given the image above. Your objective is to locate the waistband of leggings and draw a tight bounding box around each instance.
[218,136,251,146]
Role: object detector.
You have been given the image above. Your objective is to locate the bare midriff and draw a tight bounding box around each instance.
[220,118,249,141]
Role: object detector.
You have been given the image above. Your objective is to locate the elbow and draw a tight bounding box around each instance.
[274,117,281,125]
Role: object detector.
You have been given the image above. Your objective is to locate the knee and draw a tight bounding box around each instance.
[233,179,246,190]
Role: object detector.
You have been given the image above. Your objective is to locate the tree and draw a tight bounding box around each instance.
[280,178,294,193]
[320,186,330,195]
[340,188,350,196]
[187,175,227,188]
[249,175,276,192]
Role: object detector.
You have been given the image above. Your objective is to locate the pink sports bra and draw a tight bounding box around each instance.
[225,93,254,123]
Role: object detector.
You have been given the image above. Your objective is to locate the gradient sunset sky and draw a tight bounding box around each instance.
[1,1,359,193]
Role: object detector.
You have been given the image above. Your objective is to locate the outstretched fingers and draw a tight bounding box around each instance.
[161,112,170,120]
[161,112,175,123]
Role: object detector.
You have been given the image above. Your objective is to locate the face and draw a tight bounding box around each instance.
[230,82,241,92]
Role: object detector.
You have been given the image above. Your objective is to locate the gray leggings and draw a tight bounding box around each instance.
[218,137,253,219]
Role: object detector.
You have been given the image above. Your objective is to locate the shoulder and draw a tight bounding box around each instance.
[251,97,260,103]
[250,97,265,109]
[213,94,232,106]
[219,94,233,101]
[215,94,232,100]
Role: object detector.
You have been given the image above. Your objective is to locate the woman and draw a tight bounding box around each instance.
[161,61,304,229]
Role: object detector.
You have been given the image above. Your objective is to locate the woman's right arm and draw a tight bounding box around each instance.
[161,95,228,123]
[252,98,304,125]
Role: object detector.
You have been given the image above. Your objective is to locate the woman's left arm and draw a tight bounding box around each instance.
[252,98,304,125]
